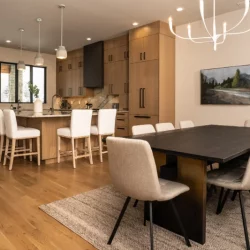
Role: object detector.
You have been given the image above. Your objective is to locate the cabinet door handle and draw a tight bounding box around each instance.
[117,127,125,130]
[111,55,113,61]
[140,53,142,60]
[142,88,145,108]
[127,51,129,59]
[139,88,143,108]
[143,52,146,60]
[134,115,151,119]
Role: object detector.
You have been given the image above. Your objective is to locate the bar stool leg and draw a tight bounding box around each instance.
[98,135,103,162]
[29,139,32,162]
[88,137,93,165]
[37,137,40,166]
[71,137,76,168]
[0,134,4,162]
[23,139,26,159]
[75,139,78,157]
[3,137,9,166]
[9,139,16,171]
[57,136,61,163]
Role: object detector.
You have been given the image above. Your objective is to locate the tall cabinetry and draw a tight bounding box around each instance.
[56,49,93,97]
[104,35,129,110]
[129,21,175,134]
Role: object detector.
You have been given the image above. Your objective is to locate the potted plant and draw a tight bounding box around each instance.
[28,82,43,116]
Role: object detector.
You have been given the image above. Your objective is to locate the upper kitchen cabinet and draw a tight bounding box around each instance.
[129,21,175,134]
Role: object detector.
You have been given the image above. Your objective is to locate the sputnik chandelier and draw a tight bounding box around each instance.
[168,0,250,51]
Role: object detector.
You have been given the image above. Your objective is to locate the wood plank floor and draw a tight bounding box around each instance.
[0,156,111,250]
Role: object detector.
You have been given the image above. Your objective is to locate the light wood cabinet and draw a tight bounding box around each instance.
[129,21,175,135]
[115,112,129,137]
[56,49,93,98]
[115,45,129,61]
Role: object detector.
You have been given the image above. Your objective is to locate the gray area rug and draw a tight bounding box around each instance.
[40,186,250,250]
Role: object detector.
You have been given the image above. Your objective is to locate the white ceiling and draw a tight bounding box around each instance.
[0,0,244,54]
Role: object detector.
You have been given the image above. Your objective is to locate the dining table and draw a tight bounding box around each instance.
[132,125,250,244]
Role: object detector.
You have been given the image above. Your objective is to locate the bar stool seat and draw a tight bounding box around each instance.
[13,127,40,139]
[57,128,71,137]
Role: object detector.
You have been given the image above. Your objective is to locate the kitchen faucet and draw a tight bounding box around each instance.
[51,94,62,114]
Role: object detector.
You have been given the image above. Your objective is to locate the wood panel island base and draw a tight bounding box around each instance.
[17,114,97,165]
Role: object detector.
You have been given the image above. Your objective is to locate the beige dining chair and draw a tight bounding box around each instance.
[179,120,194,129]
[107,137,191,249]
[155,123,175,132]
[132,124,156,136]
[207,158,250,249]
[244,120,250,127]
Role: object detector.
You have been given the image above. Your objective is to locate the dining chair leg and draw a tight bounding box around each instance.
[98,135,103,162]
[37,137,40,166]
[149,201,154,250]
[133,199,139,207]
[144,201,147,226]
[231,190,238,201]
[209,164,213,171]
[0,134,4,162]
[170,200,191,247]
[216,187,224,214]
[239,191,250,250]
[57,136,61,163]
[23,139,26,159]
[71,138,76,169]
[217,189,230,215]
[9,139,16,171]
[29,139,32,162]
[87,137,93,165]
[3,137,9,166]
[107,197,131,245]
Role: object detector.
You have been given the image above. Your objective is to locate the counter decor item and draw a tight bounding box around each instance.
[28,82,43,116]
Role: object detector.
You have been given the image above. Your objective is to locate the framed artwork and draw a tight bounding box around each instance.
[201,65,250,105]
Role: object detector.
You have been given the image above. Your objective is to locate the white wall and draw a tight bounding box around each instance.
[0,47,56,109]
[176,9,250,128]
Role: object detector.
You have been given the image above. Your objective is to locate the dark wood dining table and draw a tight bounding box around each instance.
[133,125,250,244]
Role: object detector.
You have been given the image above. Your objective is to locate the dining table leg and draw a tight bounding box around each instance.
[177,156,207,244]
[151,156,207,245]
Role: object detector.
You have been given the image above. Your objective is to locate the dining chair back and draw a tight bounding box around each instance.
[179,120,194,129]
[244,120,250,127]
[132,124,155,136]
[0,109,5,135]
[155,123,175,132]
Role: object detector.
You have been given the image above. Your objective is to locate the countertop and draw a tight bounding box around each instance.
[16,110,128,118]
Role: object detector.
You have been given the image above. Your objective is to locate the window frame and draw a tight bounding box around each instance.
[0,61,47,104]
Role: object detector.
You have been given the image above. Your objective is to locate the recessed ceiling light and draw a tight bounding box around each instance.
[132,22,139,26]
[176,7,184,12]
[86,38,92,41]
[6,40,11,43]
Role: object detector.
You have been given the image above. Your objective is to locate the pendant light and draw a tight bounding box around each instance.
[17,28,25,71]
[35,18,44,66]
[56,4,67,59]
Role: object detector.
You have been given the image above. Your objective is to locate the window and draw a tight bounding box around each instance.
[0,62,46,103]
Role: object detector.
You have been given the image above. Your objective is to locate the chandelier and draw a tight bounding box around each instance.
[168,0,250,51]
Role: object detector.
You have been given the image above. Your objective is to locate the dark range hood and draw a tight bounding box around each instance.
[83,41,104,88]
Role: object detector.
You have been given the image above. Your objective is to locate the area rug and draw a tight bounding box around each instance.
[40,185,250,250]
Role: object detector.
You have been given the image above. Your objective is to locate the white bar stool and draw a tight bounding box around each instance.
[57,109,93,168]
[91,109,117,162]
[3,110,40,170]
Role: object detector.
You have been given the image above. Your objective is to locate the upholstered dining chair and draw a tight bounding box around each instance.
[179,120,194,129]
[107,137,191,249]
[244,120,250,127]
[132,124,155,136]
[207,158,250,249]
[155,122,175,132]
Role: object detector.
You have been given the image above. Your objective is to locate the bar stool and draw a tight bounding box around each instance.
[57,109,93,168]
[3,110,40,170]
[91,109,117,162]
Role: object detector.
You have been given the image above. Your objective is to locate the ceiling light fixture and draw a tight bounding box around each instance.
[176,7,184,12]
[34,18,44,66]
[6,40,11,43]
[169,0,250,51]
[132,22,139,26]
[86,37,92,41]
[56,4,67,59]
[17,28,25,71]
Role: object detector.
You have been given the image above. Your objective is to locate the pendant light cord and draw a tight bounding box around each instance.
[38,21,41,54]
[20,30,23,57]
[61,7,63,46]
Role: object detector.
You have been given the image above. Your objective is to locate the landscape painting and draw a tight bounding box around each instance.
[201,65,250,105]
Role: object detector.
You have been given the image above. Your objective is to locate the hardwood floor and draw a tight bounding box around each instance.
[0,156,111,250]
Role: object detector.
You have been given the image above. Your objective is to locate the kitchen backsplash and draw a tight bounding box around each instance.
[58,89,120,109]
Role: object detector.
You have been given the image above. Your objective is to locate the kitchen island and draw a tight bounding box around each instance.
[16,113,99,164]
